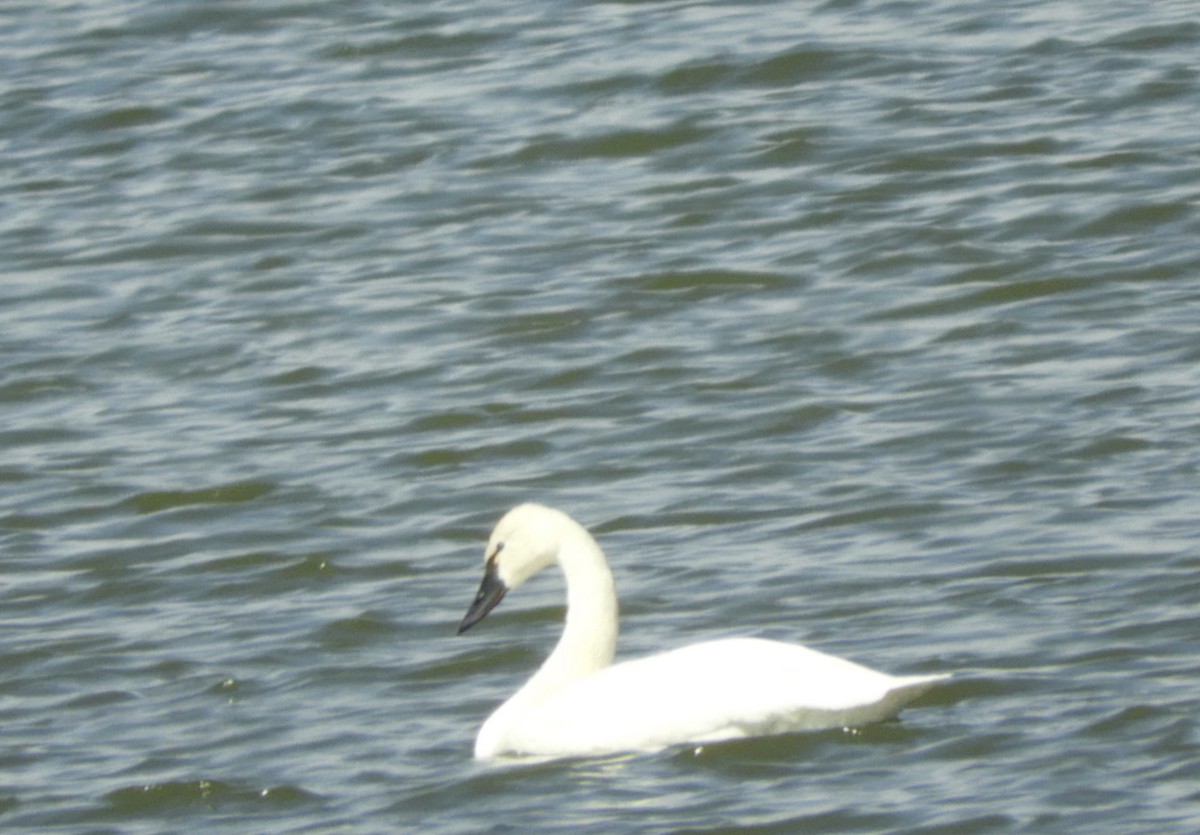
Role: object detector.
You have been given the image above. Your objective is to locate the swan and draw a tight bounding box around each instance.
[458,503,948,761]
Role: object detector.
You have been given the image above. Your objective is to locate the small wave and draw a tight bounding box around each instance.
[103,779,320,816]
[126,481,276,514]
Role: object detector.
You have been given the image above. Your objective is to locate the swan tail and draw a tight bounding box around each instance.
[877,672,950,717]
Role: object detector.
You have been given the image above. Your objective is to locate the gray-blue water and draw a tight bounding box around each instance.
[3,1,1199,832]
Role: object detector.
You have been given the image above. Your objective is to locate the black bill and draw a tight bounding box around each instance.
[457,560,507,634]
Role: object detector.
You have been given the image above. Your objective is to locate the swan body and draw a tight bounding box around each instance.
[458,503,947,761]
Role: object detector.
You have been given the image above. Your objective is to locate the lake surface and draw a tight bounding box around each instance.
[3,1,1199,832]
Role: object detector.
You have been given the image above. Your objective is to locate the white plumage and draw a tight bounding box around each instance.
[458,503,947,761]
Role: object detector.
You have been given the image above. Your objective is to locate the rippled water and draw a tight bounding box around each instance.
[3,1,1199,832]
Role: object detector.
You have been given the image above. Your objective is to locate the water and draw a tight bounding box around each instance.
[3,0,1199,831]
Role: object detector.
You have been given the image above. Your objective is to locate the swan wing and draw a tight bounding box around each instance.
[505,638,946,757]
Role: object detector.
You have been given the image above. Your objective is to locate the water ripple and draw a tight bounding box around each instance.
[2,0,1199,832]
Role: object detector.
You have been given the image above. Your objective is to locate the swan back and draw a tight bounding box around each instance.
[492,637,946,758]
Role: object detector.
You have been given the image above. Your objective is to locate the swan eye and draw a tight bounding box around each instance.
[487,542,505,564]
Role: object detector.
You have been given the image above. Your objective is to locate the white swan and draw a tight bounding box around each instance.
[458,503,948,760]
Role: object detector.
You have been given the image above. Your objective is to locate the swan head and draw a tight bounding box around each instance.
[457,503,566,634]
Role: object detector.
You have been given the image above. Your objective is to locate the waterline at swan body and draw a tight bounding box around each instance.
[458,504,948,761]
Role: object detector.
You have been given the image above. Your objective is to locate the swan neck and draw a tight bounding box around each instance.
[474,515,618,759]
[513,524,618,693]
[557,526,618,671]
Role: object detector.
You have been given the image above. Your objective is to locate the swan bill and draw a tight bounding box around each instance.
[458,561,507,634]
